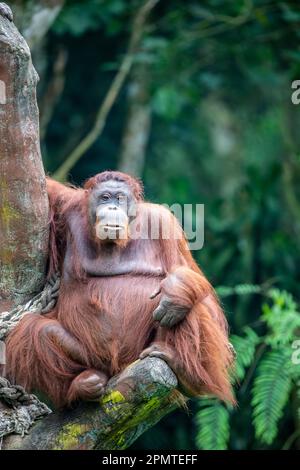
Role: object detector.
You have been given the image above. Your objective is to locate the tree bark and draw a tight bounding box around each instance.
[0,3,180,449]
[0,3,49,310]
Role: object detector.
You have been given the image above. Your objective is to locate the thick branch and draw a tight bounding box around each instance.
[3,357,178,450]
[0,3,49,309]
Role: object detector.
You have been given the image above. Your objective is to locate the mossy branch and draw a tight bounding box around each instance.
[3,357,178,450]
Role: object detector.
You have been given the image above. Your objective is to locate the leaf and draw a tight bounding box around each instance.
[216,284,261,298]
[152,86,185,119]
[195,399,230,450]
[230,327,260,381]
[251,350,292,445]
[280,4,300,22]
[263,289,300,347]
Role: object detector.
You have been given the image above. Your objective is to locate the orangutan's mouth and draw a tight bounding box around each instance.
[103,224,125,231]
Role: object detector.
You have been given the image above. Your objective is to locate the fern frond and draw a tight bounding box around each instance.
[252,350,292,444]
[230,327,260,381]
[263,289,300,347]
[195,399,230,450]
[290,340,300,381]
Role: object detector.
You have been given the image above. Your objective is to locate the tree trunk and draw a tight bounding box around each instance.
[119,64,152,177]
[0,3,49,310]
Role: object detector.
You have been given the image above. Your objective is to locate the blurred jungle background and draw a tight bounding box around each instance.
[9,0,300,450]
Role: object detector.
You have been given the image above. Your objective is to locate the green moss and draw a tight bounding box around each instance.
[54,423,90,450]
[101,390,126,414]
[0,201,18,226]
[0,247,14,263]
[101,395,165,450]
[0,180,19,231]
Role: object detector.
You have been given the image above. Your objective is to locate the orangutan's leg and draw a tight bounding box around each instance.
[67,369,108,403]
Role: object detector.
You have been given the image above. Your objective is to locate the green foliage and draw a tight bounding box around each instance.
[152,86,185,120]
[196,287,300,450]
[252,350,292,444]
[231,327,260,381]
[195,400,230,450]
[216,284,262,298]
[53,0,127,36]
[263,289,300,347]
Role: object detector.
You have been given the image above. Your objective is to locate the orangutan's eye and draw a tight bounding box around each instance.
[117,194,127,204]
[100,193,111,202]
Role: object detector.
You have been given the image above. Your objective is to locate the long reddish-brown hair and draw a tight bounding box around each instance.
[5,174,235,407]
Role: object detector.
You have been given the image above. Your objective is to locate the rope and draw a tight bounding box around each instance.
[0,377,51,438]
[0,274,60,340]
[0,273,60,443]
